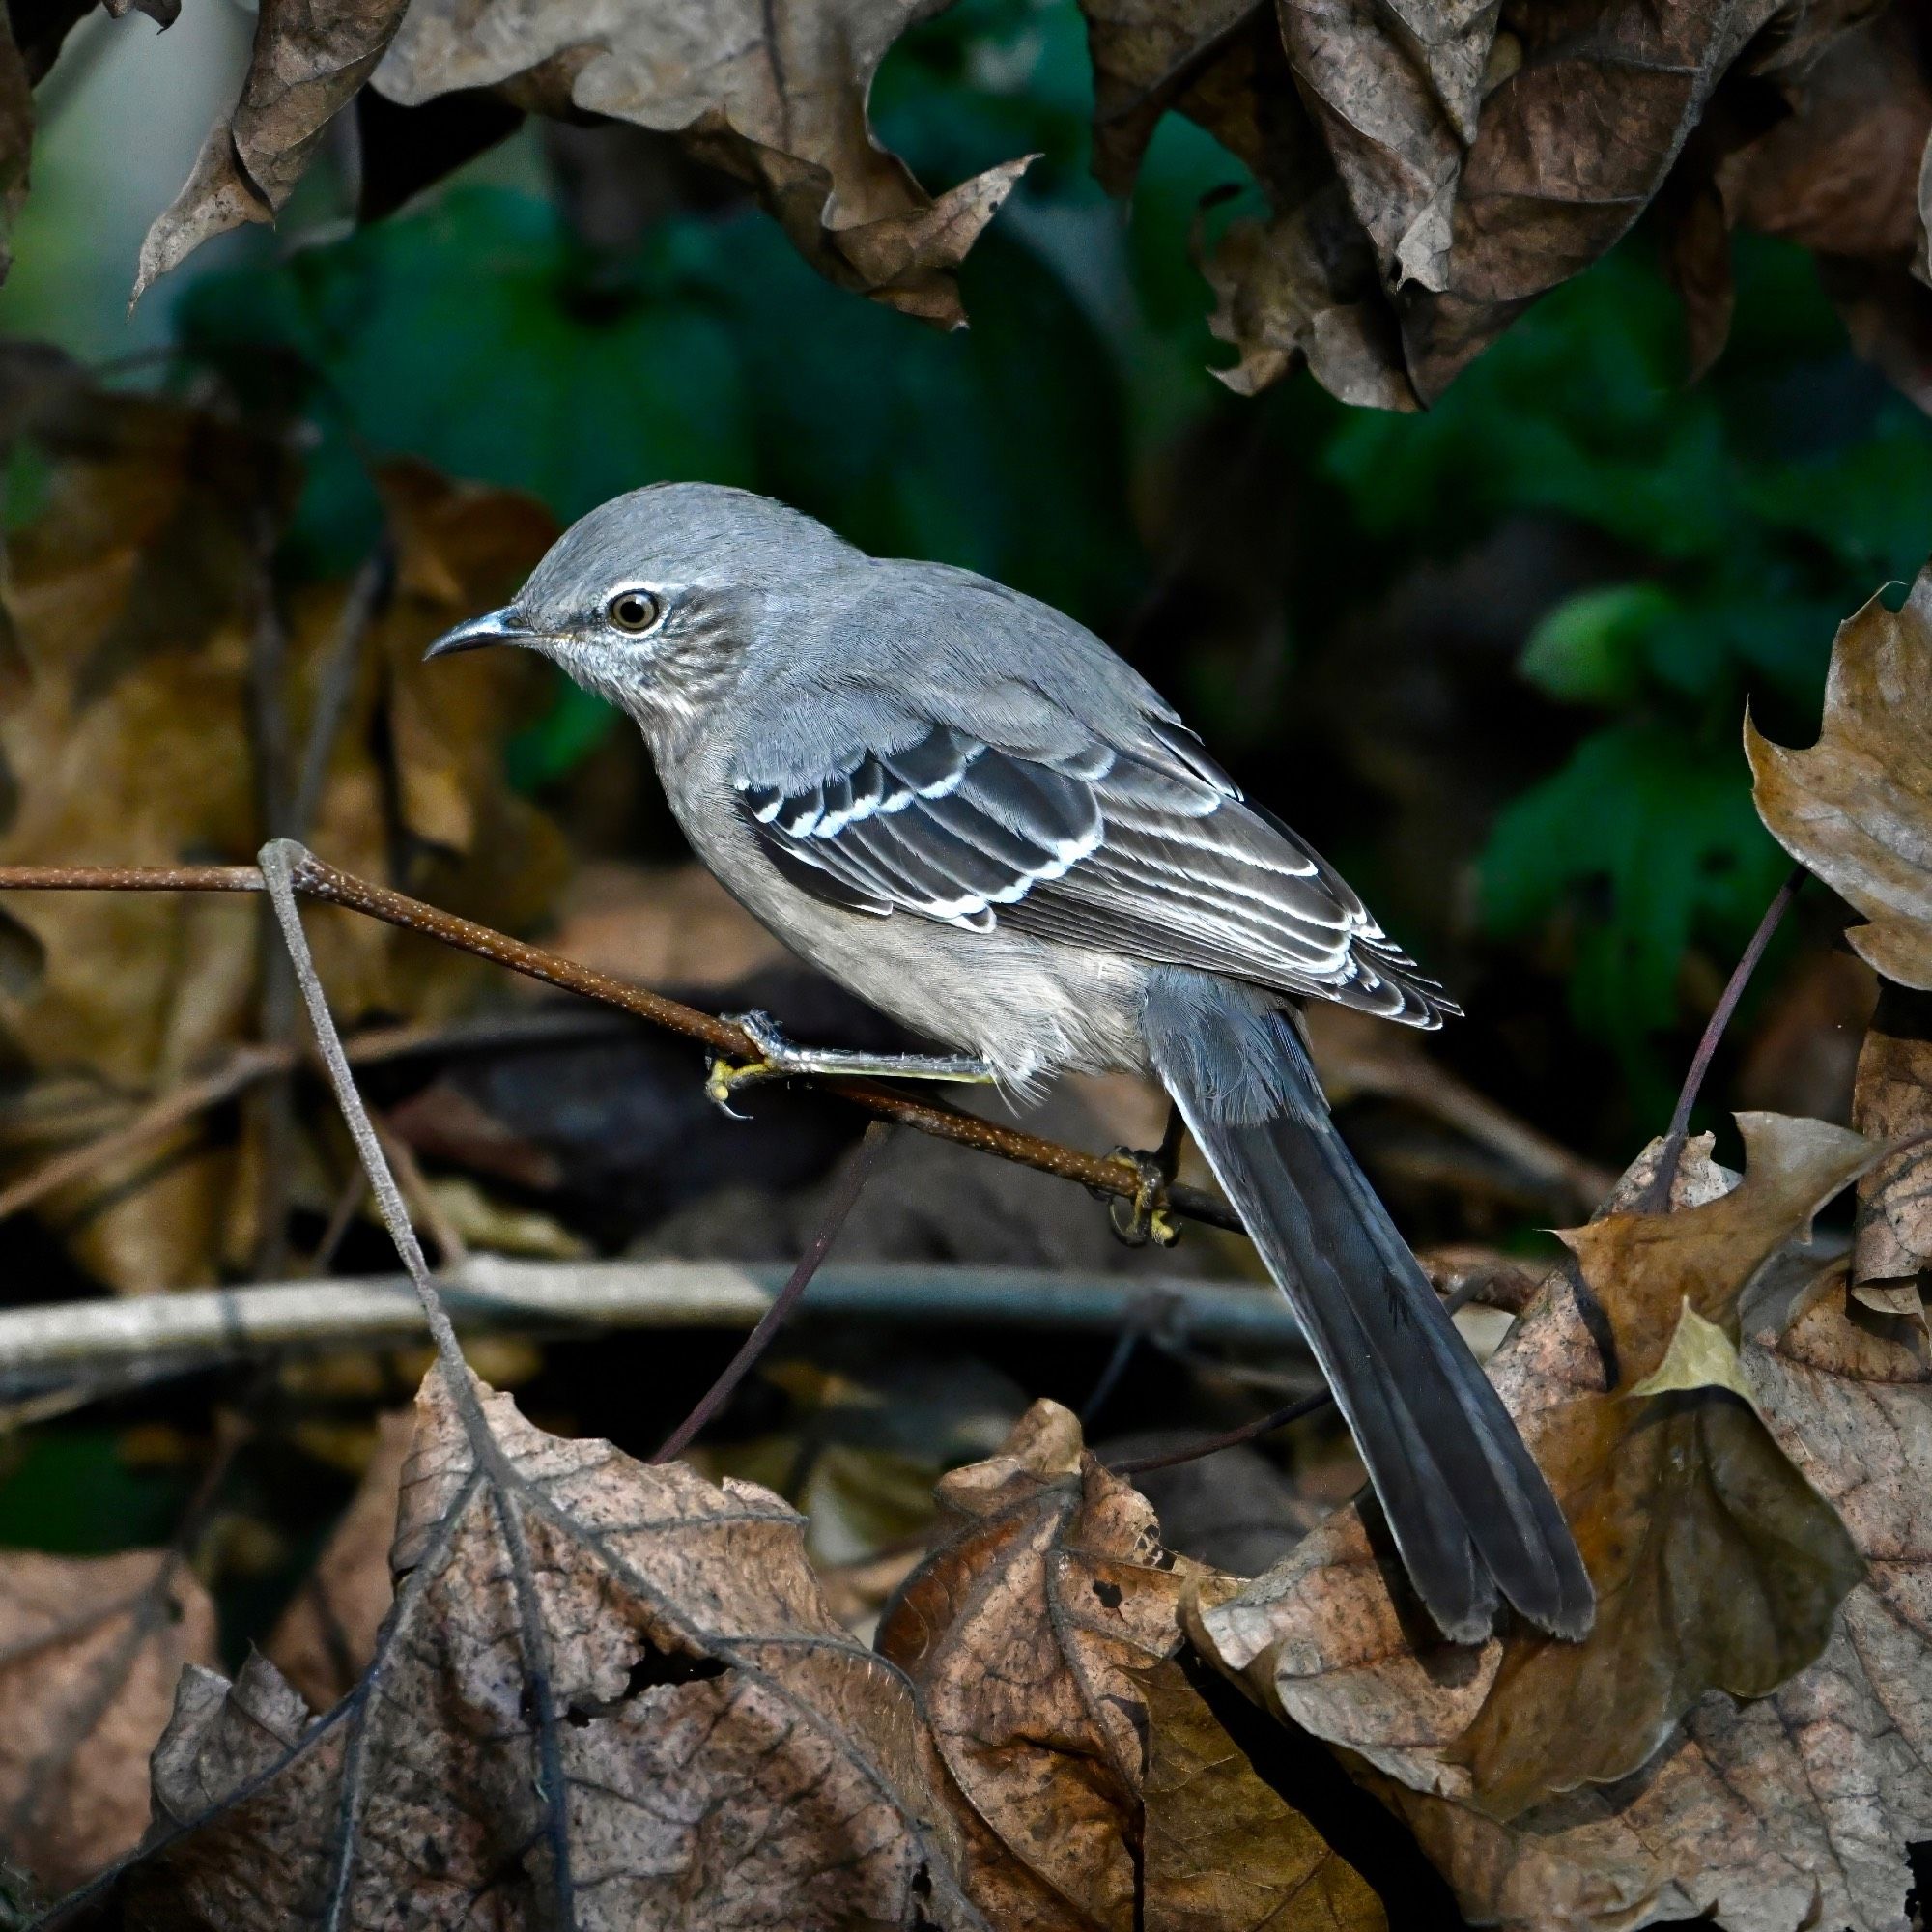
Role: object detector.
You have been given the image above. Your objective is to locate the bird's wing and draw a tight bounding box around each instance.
[730,705,1456,1029]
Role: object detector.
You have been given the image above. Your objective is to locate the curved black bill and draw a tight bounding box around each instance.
[423,609,534,660]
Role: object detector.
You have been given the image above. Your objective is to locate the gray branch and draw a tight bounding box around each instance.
[0,1258,1311,1401]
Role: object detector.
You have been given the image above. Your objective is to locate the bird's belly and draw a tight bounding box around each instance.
[671,778,1148,1090]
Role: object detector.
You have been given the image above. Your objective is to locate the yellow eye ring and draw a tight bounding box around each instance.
[608,591,661,634]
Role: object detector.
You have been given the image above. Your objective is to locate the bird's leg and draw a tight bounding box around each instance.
[704,1009,996,1115]
[1107,1103,1186,1248]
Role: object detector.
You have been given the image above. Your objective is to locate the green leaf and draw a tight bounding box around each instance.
[1520,584,1677,706]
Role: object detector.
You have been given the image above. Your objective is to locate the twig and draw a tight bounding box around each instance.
[1643,865,1806,1212]
[0,1262,1311,1393]
[653,1122,892,1462]
[0,1043,283,1225]
[292,545,391,835]
[0,847,1244,1236]
[256,843,466,1373]
[0,1012,611,1233]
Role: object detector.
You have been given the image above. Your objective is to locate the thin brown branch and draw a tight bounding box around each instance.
[0,1043,283,1225]
[1645,865,1807,1212]
[0,847,1244,1236]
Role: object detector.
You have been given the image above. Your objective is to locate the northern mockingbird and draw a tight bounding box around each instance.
[427,483,1593,1643]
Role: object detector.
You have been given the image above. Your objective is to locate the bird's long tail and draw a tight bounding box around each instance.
[1142,968,1594,1642]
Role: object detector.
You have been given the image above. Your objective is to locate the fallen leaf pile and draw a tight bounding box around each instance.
[0,349,566,1290]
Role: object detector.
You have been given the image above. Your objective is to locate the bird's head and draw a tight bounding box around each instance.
[424,482,856,734]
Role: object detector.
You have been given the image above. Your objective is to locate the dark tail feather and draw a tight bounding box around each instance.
[1143,969,1594,1643]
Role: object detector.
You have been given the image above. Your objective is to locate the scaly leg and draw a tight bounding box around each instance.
[1107,1102,1186,1247]
[706,1009,996,1115]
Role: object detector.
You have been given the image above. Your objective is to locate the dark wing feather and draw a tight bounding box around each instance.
[733,718,1456,1027]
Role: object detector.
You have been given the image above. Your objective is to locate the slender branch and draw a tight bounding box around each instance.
[0,1013,606,1232]
[0,1044,283,1225]
[1644,865,1806,1211]
[0,1262,1312,1393]
[0,848,1243,1236]
[256,843,466,1374]
[652,1122,892,1462]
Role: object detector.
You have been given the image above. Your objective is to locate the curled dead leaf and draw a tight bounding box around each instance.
[142,0,1031,324]
[879,1399,1378,1932]
[81,1365,982,1928]
[0,1548,217,1894]
[133,0,413,300]
[1748,559,1932,991]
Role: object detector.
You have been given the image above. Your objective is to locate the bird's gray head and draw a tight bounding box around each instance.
[424,483,858,735]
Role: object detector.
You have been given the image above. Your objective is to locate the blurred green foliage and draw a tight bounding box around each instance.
[158,0,1932,1103]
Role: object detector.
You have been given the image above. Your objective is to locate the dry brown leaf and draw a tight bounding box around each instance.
[1747,559,1932,992]
[0,358,565,1289]
[133,0,412,299]
[1849,983,1932,1311]
[265,1410,412,1712]
[376,0,1030,325]
[0,1548,217,1894]
[877,1400,1376,1932]
[1136,1658,1386,1932]
[1187,1115,1872,1819]
[1398,0,1783,401]
[1357,1262,1932,1932]
[97,1363,983,1928]
[876,1399,1197,1931]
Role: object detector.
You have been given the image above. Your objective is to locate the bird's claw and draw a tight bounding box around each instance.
[1107,1145,1181,1248]
[704,1010,797,1117]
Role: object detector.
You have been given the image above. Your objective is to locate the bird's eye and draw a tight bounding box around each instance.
[607,591,661,634]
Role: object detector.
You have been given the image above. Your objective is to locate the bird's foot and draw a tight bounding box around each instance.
[1107,1145,1181,1248]
[703,1010,797,1117]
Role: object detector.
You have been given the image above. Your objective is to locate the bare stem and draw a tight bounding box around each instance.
[1645,865,1806,1212]
[652,1122,893,1463]
[256,841,466,1374]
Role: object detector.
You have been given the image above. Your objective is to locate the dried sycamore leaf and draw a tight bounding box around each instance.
[265,1410,411,1712]
[372,0,1028,325]
[1848,983,1932,1311]
[1187,1114,1872,1826]
[876,1399,1201,1931]
[0,359,564,1289]
[133,0,412,299]
[1361,1265,1932,1932]
[880,1404,1378,1931]
[0,1548,217,1893]
[1136,1658,1385,1932]
[1747,561,1932,992]
[98,1364,981,1928]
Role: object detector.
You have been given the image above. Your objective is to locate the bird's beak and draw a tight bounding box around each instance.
[422,608,537,661]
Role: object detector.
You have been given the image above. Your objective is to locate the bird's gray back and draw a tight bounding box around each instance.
[726,559,1178,791]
